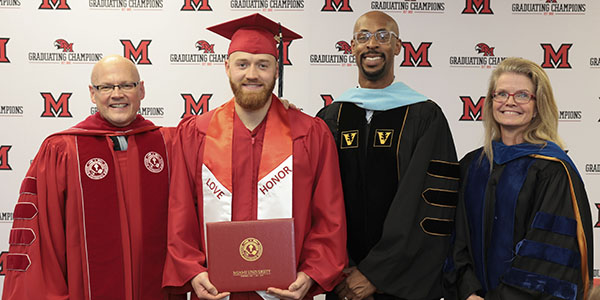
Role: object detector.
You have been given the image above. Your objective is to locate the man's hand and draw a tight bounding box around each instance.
[345,268,376,300]
[190,272,230,300]
[467,294,484,300]
[266,271,313,300]
[279,98,299,110]
[334,267,358,300]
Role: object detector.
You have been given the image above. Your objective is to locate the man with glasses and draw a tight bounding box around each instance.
[317,11,458,300]
[2,55,183,300]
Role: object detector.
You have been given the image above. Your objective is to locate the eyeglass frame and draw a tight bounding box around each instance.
[353,30,399,44]
[92,82,140,93]
[492,90,536,104]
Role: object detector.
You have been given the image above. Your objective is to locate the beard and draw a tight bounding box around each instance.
[357,51,389,81]
[230,77,276,111]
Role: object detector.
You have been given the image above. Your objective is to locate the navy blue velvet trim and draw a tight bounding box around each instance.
[465,148,491,291]
[531,211,577,237]
[502,267,577,300]
[492,141,580,179]
[486,156,535,291]
[516,239,580,268]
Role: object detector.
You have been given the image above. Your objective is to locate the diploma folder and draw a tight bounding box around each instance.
[206,218,296,292]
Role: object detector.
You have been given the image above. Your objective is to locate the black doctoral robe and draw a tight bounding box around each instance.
[317,100,459,300]
[453,144,593,300]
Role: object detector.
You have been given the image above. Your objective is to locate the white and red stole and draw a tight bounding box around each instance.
[57,113,170,300]
[201,97,293,226]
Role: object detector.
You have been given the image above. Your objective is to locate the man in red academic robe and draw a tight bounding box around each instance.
[162,14,347,300]
[2,55,184,300]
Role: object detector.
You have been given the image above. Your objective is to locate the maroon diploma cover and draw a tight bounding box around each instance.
[206,218,297,292]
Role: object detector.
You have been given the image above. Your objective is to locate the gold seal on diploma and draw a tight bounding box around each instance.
[239,237,263,262]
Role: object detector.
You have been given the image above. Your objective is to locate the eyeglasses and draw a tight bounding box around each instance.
[353,30,398,44]
[492,91,536,104]
[93,82,139,94]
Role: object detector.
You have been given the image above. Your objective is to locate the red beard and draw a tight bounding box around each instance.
[229,77,276,111]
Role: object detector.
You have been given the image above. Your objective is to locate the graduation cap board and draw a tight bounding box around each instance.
[207,13,302,97]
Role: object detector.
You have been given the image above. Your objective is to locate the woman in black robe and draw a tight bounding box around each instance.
[452,57,593,300]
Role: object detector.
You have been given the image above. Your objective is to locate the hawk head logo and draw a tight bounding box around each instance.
[475,43,494,56]
[335,41,352,54]
[54,39,73,52]
[195,40,215,53]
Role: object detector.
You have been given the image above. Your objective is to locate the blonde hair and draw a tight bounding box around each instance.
[482,57,565,164]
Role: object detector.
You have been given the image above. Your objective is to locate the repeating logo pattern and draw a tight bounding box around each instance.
[40,93,73,118]
[181,0,212,11]
[459,96,485,121]
[449,42,506,69]
[541,43,572,69]
[28,39,103,64]
[371,1,445,14]
[310,39,355,67]
[0,38,9,63]
[39,0,70,9]
[229,0,304,10]
[0,146,12,171]
[400,42,432,67]
[181,94,213,118]
[121,40,152,65]
[321,0,352,12]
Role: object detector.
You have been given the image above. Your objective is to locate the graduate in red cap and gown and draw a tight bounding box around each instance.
[162,13,347,300]
[2,55,183,300]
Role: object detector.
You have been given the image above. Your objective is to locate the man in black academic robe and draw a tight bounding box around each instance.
[317,11,459,300]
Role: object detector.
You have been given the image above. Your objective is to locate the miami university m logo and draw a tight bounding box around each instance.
[181,0,212,11]
[0,146,12,171]
[462,0,493,14]
[181,94,212,118]
[321,0,352,12]
[320,94,334,107]
[400,42,432,67]
[121,40,152,65]
[39,0,70,9]
[279,41,294,66]
[41,92,73,118]
[595,204,600,228]
[0,38,9,63]
[541,43,572,69]
[459,96,485,121]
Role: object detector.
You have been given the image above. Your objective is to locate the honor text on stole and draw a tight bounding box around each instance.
[259,166,292,195]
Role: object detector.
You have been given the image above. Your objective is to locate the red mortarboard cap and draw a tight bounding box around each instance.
[207,13,302,57]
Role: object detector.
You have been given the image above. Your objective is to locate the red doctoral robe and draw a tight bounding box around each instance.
[2,113,184,300]
[162,97,347,299]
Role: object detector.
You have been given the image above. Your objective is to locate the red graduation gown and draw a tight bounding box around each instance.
[2,113,183,300]
[163,98,347,299]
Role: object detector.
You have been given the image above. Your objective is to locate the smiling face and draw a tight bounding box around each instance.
[226,51,277,111]
[89,55,144,127]
[351,11,401,88]
[492,72,537,143]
